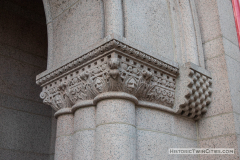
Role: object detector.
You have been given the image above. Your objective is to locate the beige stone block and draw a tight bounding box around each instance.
[195,0,221,43]
[95,124,136,160]
[74,106,95,132]
[199,135,239,160]
[198,113,235,139]
[204,55,233,117]
[96,99,135,126]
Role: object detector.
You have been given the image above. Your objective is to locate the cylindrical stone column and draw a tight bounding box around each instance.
[72,101,96,160]
[54,108,74,160]
[94,92,137,160]
[103,0,124,36]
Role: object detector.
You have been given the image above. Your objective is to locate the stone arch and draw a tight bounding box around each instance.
[0,0,55,159]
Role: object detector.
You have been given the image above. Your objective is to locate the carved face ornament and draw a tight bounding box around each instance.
[55,94,64,109]
[127,78,137,92]
[95,77,104,93]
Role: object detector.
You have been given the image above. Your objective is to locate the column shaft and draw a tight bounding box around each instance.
[55,113,74,160]
[95,99,136,160]
[73,106,96,160]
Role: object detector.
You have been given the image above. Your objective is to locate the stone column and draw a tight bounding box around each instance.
[54,108,74,160]
[94,92,138,160]
[72,101,96,160]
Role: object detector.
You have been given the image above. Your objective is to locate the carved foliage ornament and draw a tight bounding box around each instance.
[40,52,177,111]
[37,40,212,120]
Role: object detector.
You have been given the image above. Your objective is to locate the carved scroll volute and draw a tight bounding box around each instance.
[40,82,72,111]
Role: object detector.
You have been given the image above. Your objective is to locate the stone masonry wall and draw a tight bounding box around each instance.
[0,1,55,160]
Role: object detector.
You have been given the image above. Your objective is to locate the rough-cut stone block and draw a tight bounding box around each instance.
[73,130,95,160]
[74,106,95,131]
[0,107,51,154]
[198,113,235,139]
[95,124,136,160]
[97,99,135,126]
[199,135,239,160]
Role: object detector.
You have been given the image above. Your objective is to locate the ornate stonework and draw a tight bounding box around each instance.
[37,39,212,120]
[174,62,212,120]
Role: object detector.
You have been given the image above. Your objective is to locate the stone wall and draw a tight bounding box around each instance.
[0,0,55,160]
[196,0,240,159]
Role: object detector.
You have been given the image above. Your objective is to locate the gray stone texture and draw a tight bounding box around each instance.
[73,106,95,160]
[55,114,74,160]
[196,0,240,158]
[0,0,54,159]
[124,0,175,61]
[137,130,198,160]
[49,0,104,69]
[95,99,136,160]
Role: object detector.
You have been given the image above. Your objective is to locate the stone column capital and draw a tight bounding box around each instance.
[37,39,212,120]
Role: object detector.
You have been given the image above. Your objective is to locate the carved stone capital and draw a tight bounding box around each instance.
[37,39,212,120]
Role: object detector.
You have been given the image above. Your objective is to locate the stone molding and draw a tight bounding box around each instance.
[37,39,212,120]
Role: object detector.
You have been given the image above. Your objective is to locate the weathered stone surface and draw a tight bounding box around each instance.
[124,0,175,61]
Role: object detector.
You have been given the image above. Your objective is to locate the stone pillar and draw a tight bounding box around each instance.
[94,92,137,160]
[72,101,96,160]
[54,108,74,160]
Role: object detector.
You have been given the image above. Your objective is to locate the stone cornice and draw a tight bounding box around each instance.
[36,39,179,86]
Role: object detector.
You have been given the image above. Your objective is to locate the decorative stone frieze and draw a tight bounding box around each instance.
[37,39,212,120]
